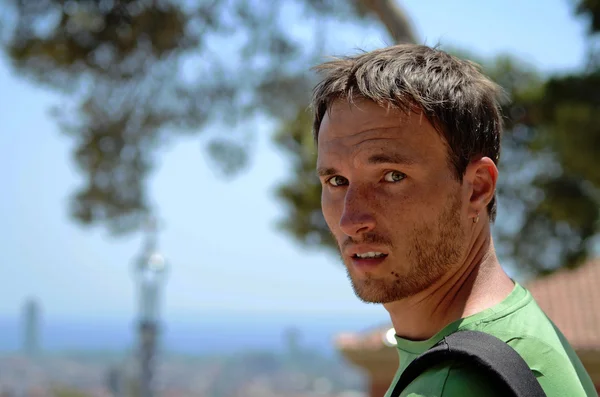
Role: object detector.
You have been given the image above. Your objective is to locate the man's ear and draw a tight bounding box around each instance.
[464,157,498,219]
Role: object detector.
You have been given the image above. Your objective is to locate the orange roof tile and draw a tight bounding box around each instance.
[526,258,600,351]
[334,324,393,350]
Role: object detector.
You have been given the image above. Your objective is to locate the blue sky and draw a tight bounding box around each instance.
[0,0,589,326]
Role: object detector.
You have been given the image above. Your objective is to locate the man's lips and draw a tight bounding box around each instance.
[344,245,389,270]
[349,254,388,270]
[344,245,390,258]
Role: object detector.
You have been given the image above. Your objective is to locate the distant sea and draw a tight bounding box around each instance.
[0,312,388,356]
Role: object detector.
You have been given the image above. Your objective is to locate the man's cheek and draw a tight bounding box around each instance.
[322,208,337,233]
[322,205,341,235]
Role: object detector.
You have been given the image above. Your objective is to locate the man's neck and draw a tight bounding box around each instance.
[383,229,514,341]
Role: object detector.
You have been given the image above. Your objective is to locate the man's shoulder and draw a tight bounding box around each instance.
[392,288,596,397]
[474,312,594,393]
[443,361,506,396]
[502,333,597,396]
[394,360,504,397]
[395,333,595,397]
[393,328,596,397]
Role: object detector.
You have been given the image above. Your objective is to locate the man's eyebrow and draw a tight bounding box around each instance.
[368,152,416,165]
[316,167,338,178]
[316,153,415,177]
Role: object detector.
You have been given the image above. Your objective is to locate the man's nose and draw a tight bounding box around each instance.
[339,186,377,237]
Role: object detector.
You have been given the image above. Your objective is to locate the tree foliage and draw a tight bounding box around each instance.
[2,0,600,277]
[496,0,600,276]
[0,0,391,234]
[275,4,600,278]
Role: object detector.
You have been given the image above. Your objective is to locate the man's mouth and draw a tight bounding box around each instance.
[353,251,388,259]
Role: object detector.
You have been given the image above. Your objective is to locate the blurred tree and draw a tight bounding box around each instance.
[2,0,599,277]
[493,0,600,276]
[274,4,600,278]
[0,0,414,234]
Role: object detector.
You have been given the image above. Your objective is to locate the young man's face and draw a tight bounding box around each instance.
[317,99,472,303]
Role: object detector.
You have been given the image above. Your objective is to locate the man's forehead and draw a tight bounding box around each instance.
[319,118,429,152]
[317,137,412,164]
[318,100,428,142]
[324,99,407,124]
[316,101,445,169]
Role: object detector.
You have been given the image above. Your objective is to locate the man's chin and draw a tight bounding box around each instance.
[354,292,399,304]
[347,271,410,303]
[352,284,402,304]
[351,277,421,304]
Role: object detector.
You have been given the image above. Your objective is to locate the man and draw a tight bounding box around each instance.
[312,44,597,397]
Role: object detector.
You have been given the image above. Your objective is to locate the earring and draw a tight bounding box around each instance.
[473,213,479,224]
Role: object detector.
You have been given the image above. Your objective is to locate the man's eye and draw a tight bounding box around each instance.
[327,176,348,187]
[383,171,406,183]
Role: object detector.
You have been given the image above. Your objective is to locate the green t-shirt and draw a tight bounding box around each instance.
[384,282,598,397]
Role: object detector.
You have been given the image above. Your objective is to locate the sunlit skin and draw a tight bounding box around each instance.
[317,99,515,341]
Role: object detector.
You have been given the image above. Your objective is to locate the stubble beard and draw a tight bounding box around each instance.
[342,194,465,304]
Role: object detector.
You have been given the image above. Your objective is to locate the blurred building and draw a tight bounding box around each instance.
[283,327,302,356]
[527,258,600,391]
[22,298,41,357]
[106,366,124,397]
[335,325,398,397]
[334,259,600,397]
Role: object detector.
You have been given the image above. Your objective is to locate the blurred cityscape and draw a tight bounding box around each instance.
[0,221,370,397]
[0,298,367,397]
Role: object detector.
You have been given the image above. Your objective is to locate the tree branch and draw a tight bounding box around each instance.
[359,0,417,44]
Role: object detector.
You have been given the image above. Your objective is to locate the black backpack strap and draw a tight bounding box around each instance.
[390,330,546,397]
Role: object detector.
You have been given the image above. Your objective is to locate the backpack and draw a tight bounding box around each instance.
[389,330,547,397]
